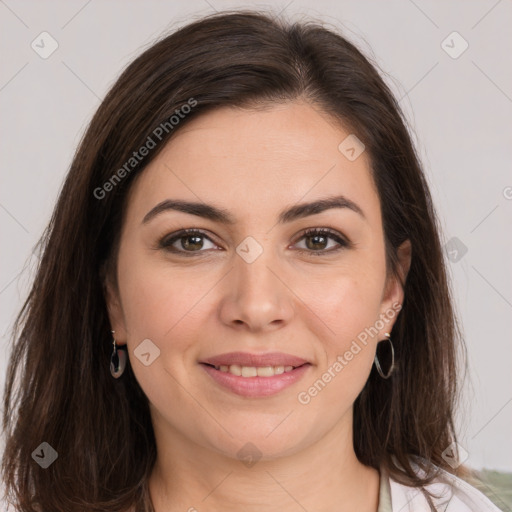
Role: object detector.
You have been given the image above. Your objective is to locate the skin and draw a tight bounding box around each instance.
[106,100,411,512]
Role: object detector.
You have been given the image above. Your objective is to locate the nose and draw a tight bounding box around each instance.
[217,239,295,333]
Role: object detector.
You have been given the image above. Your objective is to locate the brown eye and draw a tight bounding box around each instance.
[158,227,349,258]
[159,229,218,255]
[294,228,349,255]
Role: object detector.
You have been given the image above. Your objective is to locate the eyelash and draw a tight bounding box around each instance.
[158,227,350,257]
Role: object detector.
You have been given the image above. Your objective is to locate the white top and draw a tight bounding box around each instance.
[379,462,504,511]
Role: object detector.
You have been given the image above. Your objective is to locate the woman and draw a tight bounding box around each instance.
[1,10,502,512]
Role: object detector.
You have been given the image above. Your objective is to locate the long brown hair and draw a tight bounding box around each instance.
[2,10,466,512]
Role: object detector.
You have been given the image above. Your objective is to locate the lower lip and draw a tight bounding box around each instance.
[200,363,311,398]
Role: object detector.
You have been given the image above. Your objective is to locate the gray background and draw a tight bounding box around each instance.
[1,0,511,472]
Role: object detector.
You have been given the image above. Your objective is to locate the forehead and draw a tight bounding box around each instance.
[162,101,363,173]
[124,101,380,226]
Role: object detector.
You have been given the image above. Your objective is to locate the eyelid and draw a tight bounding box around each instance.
[158,228,219,253]
[158,226,350,255]
[292,227,350,254]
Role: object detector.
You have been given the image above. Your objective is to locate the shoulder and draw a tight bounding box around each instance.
[388,462,504,512]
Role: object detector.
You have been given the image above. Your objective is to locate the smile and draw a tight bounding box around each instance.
[212,363,297,377]
[200,362,311,397]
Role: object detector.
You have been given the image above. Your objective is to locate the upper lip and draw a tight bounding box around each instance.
[200,352,309,368]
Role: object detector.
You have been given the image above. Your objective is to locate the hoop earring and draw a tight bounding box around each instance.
[110,330,127,378]
[374,332,395,379]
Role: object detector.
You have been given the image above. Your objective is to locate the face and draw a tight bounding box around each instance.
[106,100,410,461]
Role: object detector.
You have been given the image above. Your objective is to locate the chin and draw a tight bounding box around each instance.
[198,418,318,463]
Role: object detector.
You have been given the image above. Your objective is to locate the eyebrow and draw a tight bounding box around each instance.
[142,194,366,226]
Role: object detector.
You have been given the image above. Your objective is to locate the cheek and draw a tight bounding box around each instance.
[292,266,386,350]
[117,241,205,341]
[294,274,383,413]
[116,252,206,407]
[294,272,386,411]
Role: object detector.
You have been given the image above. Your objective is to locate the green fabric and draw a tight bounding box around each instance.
[378,465,393,512]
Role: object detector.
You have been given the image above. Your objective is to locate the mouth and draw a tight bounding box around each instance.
[201,362,309,377]
[198,353,312,397]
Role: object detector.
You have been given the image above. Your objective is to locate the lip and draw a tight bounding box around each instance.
[200,363,311,397]
[200,351,309,367]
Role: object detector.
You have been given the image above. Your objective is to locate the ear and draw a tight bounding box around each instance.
[378,239,412,335]
[103,271,128,346]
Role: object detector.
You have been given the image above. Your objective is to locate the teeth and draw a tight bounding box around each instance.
[215,364,297,377]
[242,366,257,377]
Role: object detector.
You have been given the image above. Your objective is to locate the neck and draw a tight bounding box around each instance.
[148,413,380,512]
